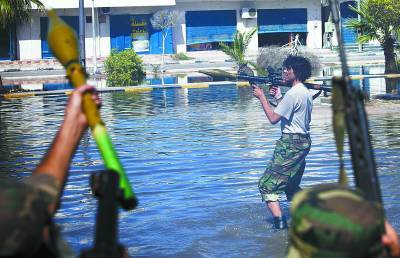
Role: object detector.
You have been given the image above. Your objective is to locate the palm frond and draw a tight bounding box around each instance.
[242,28,256,51]
[219,29,256,66]
[219,42,236,58]
[358,34,378,44]
[248,61,266,76]
[0,0,44,28]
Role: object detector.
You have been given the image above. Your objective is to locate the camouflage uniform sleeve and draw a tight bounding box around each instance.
[0,174,60,256]
[23,174,59,208]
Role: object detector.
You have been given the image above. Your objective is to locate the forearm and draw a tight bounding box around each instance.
[259,96,278,124]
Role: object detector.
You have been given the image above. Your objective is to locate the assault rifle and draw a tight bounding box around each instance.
[329,0,387,250]
[80,170,128,258]
[237,74,332,93]
[237,66,332,97]
[329,0,383,204]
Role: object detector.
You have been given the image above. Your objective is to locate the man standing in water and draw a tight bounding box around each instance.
[253,55,313,229]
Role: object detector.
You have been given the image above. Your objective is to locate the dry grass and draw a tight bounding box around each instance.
[257,46,322,76]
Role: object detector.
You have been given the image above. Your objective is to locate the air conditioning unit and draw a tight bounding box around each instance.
[241,8,257,19]
[100,7,110,15]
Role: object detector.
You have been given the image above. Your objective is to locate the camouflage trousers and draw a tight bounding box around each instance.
[258,133,311,202]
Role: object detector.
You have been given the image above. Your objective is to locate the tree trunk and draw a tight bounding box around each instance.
[382,36,399,94]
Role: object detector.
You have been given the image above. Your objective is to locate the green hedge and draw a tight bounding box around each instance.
[104,49,146,87]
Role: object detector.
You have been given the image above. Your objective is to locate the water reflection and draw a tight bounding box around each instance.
[323,65,400,95]
[2,65,399,97]
[0,84,399,257]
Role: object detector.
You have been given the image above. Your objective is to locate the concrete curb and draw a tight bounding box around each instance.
[1,81,246,99]
[2,75,68,85]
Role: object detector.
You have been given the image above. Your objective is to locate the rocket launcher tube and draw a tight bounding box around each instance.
[47,10,137,210]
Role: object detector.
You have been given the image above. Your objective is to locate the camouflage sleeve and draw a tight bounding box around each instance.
[0,175,60,255]
[23,174,59,208]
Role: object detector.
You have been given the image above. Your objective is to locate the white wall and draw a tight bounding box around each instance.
[172,12,186,53]
[98,14,111,57]
[18,0,322,60]
[17,14,41,60]
[85,9,110,58]
[236,9,259,55]
[173,0,322,52]
[305,0,323,49]
[17,8,111,60]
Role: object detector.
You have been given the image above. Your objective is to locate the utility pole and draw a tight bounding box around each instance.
[79,0,86,68]
[357,0,362,52]
[91,0,98,74]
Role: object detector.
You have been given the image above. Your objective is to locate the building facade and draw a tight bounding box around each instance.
[0,0,359,60]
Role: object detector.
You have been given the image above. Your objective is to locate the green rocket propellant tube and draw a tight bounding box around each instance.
[47,10,137,210]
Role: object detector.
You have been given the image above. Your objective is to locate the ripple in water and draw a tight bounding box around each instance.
[0,86,399,257]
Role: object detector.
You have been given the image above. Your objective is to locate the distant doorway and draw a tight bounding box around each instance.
[258,32,306,47]
[0,28,12,60]
[187,42,232,52]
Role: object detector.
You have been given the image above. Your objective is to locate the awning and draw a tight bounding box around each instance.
[258,9,307,34]
[186,10,236,45]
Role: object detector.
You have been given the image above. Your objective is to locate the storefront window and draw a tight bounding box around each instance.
[131,16,150,52]
[187,42,232,52]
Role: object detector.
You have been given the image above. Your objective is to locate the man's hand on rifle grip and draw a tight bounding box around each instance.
[269,86,282,100]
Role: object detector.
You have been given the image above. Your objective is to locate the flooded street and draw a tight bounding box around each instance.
[0,85,399,257]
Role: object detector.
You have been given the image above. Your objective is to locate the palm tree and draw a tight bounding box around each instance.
[219,29,263,75]
[0,0,44,59]
[0,0,44,28]
[346,0,400,92]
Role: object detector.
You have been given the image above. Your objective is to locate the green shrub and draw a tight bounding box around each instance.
[151,64,161,76]
[104,49,146,87]
[172,52,193,61]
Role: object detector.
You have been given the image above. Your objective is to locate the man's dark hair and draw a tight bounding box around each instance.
[283,55,312,82]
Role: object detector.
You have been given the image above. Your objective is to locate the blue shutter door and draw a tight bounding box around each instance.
[340,1,358,45]
[110,14,173,54]
[0,28,11,60]
[150,26,173,54]
[110,15,132,52]
[41,16,79,59]
[258,9,307,34]
[186,10,237,45]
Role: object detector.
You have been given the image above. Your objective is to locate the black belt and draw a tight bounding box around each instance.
[281,133,310,140]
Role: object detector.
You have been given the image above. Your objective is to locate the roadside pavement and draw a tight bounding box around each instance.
[0,48,386,84]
